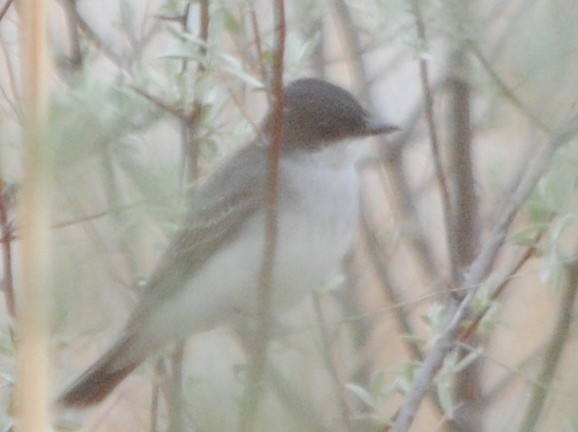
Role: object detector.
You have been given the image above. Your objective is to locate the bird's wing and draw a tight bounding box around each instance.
[126,143,269,329]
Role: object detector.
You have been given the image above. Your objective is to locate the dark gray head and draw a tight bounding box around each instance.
[263,78,398,150]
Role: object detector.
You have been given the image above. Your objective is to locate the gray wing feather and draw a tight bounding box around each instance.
[127,143,268,328]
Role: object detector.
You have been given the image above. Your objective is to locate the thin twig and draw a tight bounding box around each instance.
[166,345,186,432]
[162,2,211,430]
[469,43,551,134]
[59,0,83,72]
[392,126,575,431]
[361,205,457,427]
[516,252,578,432]
[182,0,210,186]
[459,231,543,341]
[130,85,184,118]
[0,181,15,346]
[0,0,13,23]
[312,294,355,432]
[0,32,24,121]
[360,207,422,361]
[332,0,369,101]
[412,3,460,286]
[149,360,162,432]
[250,6,267,85]
[378,158,446,290]
[57,0,125,68]
[239,1,285,430]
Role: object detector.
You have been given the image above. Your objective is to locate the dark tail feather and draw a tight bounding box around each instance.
[58,335,144,408]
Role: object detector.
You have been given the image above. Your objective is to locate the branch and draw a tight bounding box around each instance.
[312,294,355,432]
[15,0,52,430]
[57,0,125,68]
[517,252,578,432]
[0,0,13,23]
[240,1,285,430]
[469,43,551,134]
[0,182,15,321]
[392,126,576,431]
[411,3,460,286]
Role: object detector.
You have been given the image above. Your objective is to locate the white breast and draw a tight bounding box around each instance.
[145,143,360,344]
[270,144,360,306]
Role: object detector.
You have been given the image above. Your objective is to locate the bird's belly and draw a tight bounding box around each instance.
[148,164,359,342]
[266,208,356,308]
[147,216,355,344]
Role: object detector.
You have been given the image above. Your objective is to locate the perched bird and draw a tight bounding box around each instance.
[58,78,398,407]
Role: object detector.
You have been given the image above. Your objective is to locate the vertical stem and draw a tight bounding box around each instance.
[184,0,209,186]
[411,2,460,287]
[0,182,15,321]
[312,294,354,432]
[446,2,483,430]
[15,0,52,431]
[449,0,477,281]
[239,1,285,430]
[517,254,578,432]
[167,2,211,430]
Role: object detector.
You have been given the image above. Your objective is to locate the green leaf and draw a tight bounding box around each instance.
[346,383,376,408]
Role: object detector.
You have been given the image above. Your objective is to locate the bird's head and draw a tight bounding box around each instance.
[262,78,398,151]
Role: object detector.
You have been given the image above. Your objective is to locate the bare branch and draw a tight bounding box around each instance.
[517,251,578,432]
[393,126,576,431]
[0,181,15,323]
[0,0,13,23]
[240,1,286,430]
[412,3,460,286]
[57,0,125,68]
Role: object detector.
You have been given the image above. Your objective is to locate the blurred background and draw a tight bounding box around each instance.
[1,0,578,431]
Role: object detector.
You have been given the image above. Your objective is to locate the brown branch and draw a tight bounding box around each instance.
[459,231,542,341]
[0,0,13,22]
[57,0,125,68]
[361,205,456,428]
[446,3,483,429]
[392,126,575,432]
[59,0,83,72]
[160,2,211,430]
[166,345,186,432]
[411,3,460,287]
[130,85,185,118]
[0,32,24,121]
[0,181,15,321]
[312,294,355,432]
[183,0,210,185]
[450,47,477,272]
[240,1,285,430]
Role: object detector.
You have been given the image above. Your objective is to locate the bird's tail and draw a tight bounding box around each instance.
[57,333,144,408]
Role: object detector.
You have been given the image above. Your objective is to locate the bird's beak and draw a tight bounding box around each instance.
[364,117,400,136]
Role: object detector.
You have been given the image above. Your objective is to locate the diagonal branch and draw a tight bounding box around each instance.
[392,125,577,432]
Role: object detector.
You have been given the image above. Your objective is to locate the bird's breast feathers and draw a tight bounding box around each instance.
[144,144,360,343]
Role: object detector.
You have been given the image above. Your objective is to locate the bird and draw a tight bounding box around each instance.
[58,77,398,408]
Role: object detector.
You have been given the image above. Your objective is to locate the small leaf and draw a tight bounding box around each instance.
[222,8,243,33]
[346,383,376,408]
